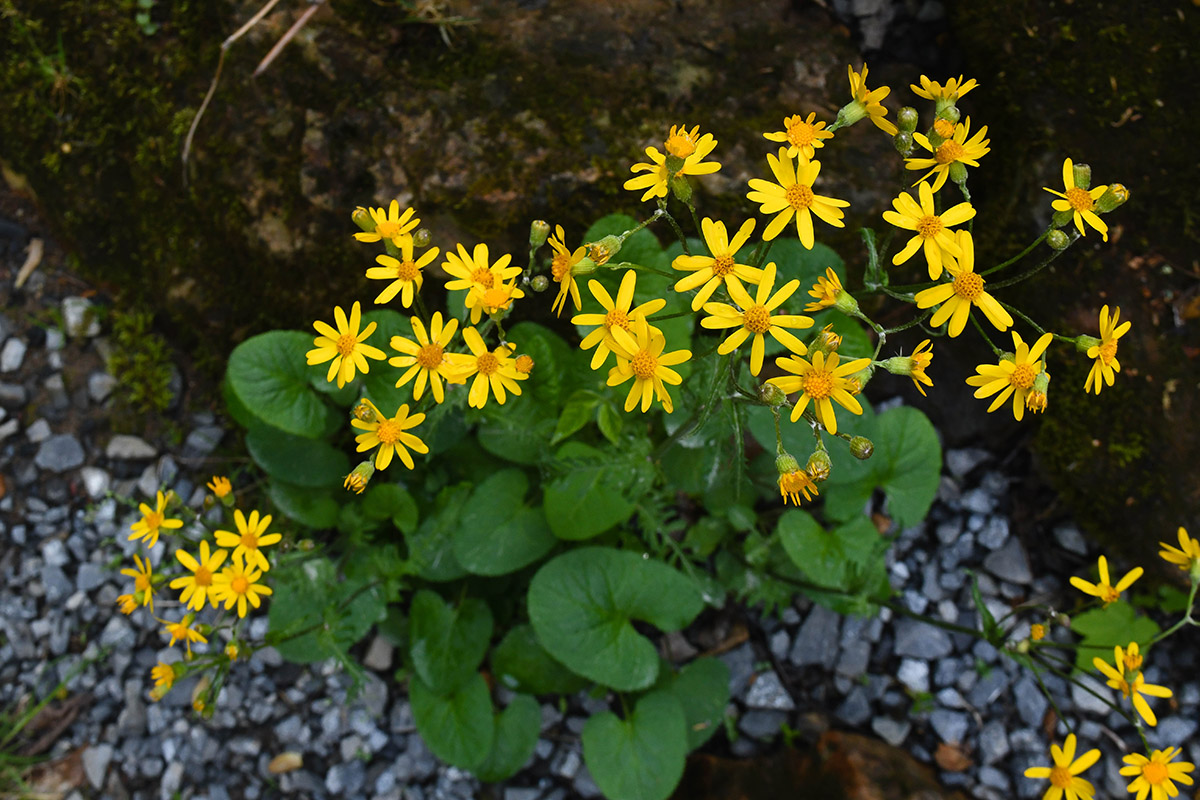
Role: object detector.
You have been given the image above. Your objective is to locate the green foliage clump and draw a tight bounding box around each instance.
[107,309,174,421]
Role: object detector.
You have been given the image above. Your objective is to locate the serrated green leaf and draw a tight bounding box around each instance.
[473,695,541,782]
[777,510,889,614]
[227,331,338,438]
[543,442,639,540]
[453,469,556,576]
[582,691,687,800]
[268,559,385,663]
[410,673,494,769]
[528,547,703,691]
[1070,601,1161,672]
[409,590,494,695]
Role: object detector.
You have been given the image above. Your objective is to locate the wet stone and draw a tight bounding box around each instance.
[789,604,840,668]
[745,671,795,711]
[871,717,911,747]
[34,434,85,472]
[929,709,969,743]
[893,618,953,660]
[983,537,1032,584]
[737,710,788,740]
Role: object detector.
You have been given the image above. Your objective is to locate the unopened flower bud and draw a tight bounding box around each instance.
[849,436,874,460]
[572,256,599,276]
[412,228,432,249]
[351,206,373,233]
[1046,230,1070,250]
[670,174,693,203]
[932,117,956,140]
[1015,638,1031,654]
[806,449,832,483]
[351,399,377,424]
[881,355,915,377]
[812,324,842,356]
[1026,370,1050,414]
[343,461,375,494]
[529,274,550,292]
[298,539,315,552]
[1096,183,1129,213]
[775,453,801,476]
[515,354,535,375]
[759,382,787,407]
[849,364,874,392]
[1030,623,1046,641]
[1071,162,1092,191]
[897,107,919,133]
[949,161,969,185]
[587,236,622,266]
[529,220,550,247]
[1074,334,1101,354]
[1054,612,1071,628]
[893,132,914,158]
[937,104,961,125]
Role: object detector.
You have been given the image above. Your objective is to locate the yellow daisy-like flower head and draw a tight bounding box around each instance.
[388,312,468,404]
[700,262,813,375]
[1121,746,1195,800]
[353,200,418,246]
[1069,554,1143,606]
[906,117,991,192]
[120,553,156,611]
[910,74,978,104]
[623,124,721,201]
[882,181,976,279]
[548,225,586,317]
[805,267,844,312]
[572,270,667,370]
[368,237,439,308]
[211,554,273,620]
[306,301,387,389]
[1044,157,1109,241]
[778,467,819,506]
[350,398,429,470]
[837,64,898,135]
[161,613,207,657]
[913,230,1013,337]
[606,315,692,414]
[214,509,283,573]
[469,278,525,321]
[881,340,935,396]
[1030,623,1046,641]
[1093,643,1172,726]
[117,594,138,615]
[763,113,834,161]
[766,349,871,433]
[441,243,522,325]
[965,331,1052,422]
[447,327,528,409]
[151,662,176,691]
[1159,526,1200,572]
[206,476,232,499]
[1023,733,1101,800]
[747,149,851,248]
[169,540,228,611]
[1082,304,1131,394]
[672,217,764,311]
[128,490,183,549]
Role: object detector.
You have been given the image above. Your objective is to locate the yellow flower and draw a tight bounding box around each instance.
[747,149,850,248]
[120,553,156,611]
[442,243,523,325]
[170,540,228,611]
[914,230,1013,336]
[763,113,834,161]
[353,200,418,246]
[368,237,439,307]
[882,181,975,279]
[1069,555,1143,606]
[549,225,586,317]
[117,594,138,615]
[624,124,721,201]
[606,315,692,413]
[343,461,374,495]
[151,662,176,692]
[447,327,527,409]
[882,340,935,396]
[161,613,207,657]
[1023,733,1101,800]
[350,398,429,470]
[805,267,844,312]
[1159,526,1200,571]
[211,554,273,619]
[128,491,183,549]
[1083,304,1131,394]
[572,270,666,370]
[905,117,990,192]
[779,469,819,506]
[468,278,525,320]
[214,509,282,573]
[700,262,812,375]
[1121,747,1195,800]
[388,312,468,403]
[1044,157,1109,240]
[672,217,764,311]
[206,476,232,499]
[910,74,978,103]
[767,349,871,434]
[838,64,898,135]
[1030,623,1046,641]
[965,331,1052,422]
[1093,644,1172,726]
[306,301,387,389]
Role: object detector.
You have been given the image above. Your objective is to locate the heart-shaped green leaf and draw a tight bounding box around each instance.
[244,423,348,488]
[472,694,540,782]
[656,657,731,750]
[777,510,889,613]
[227,331,337,438]
[266,480,339,529]
[409,589,493,695]
[582,690,687,800]
[453,469,556,576]
[490,624,587,695]
[410,673,494,770]
[528,547,703,691]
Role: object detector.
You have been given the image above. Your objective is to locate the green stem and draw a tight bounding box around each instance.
[987,234,1075,289]
[980,230,1050,277]
[658,201,691,255]
[752,238,776,269]
[971,315,1003,356]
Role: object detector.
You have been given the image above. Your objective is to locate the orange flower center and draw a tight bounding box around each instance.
[1026,392,1047,413]
[743,305,771,334]
[933,119,955,138]
[135,574,151,592]
[1100,585,1121,605]
[515,355,534,374]
[476,352,499,376]
[935,140,965,164]
[711,254,736,277]
[376,418,402,445]
[1065,187,1094,212]
[376,220,402,240]
[551,254,572,281]
[482,286,511,311]
[1142,761,1169,785]
[604,308,631,330]
[664,130,696,158]
[1122,652,1143,672]
[1049,766,1072,788]
[1010,362,1037,389]
[786,184,814,210]
[916,215,943,239]
[416,343,444,370]
[231,575,250,595]
[194,567,212,586]
[779,470,814,503]
[144,511,163,530]
[240,531,259,550]
[802,368,834,400]
[470,268,495,288]
[336,333,358,357]
[786,120,817,147]
[395,259,420,281]
[1098,340,1118,364]
[631,350,658,381]
[952,271,984,301]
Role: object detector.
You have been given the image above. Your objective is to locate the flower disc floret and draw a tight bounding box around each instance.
[573,270,666,370]
[170,540,228,611]
[548,225,586,316]
[605,315,691,413]
[700,262,813,375]
[442,243,522,324]
[388,312,468,403]
[623,124,721,201]
[368,237,439,307]
[763,112,834,161]
[214,509,282,573]
[1093,643,1172,726]
[354,200,418,245]
[1083,304,1131,394]
[906,117,990,191]
[839,64,898,135]
[1121,747,1195,800]
[1069,555,1142,606]
[672,217,764,311]
[120,553,156,611]
[914,231,1013,337]
[446,327,528,409]
[211,554,273,620]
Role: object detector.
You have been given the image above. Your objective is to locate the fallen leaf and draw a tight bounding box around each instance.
[268,751,303,774]
[934,741,972,772]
